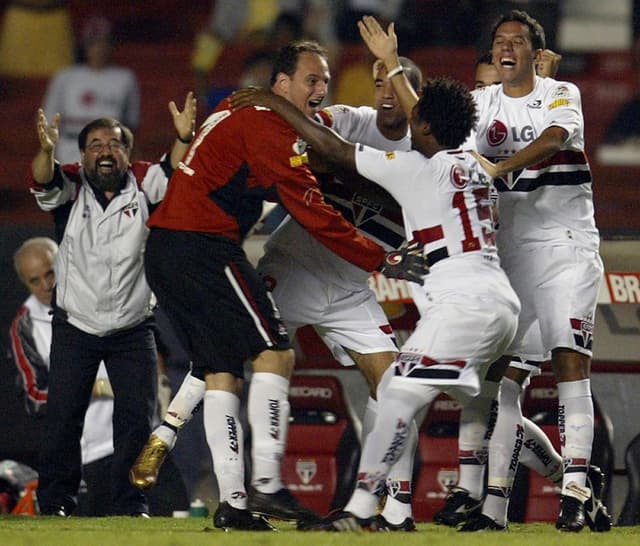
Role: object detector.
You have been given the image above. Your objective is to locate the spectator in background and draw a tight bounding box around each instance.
[9,237,118,516]
[0,0,73,77]
[42,15,140,164]
[8,238,189,517]
[192,1,336,106]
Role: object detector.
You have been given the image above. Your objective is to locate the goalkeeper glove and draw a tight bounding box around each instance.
[379,240,429,285]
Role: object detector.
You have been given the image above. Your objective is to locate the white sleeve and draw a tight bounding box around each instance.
[354,144,417,204]
[30,169,77,212]
[139,162,170,205]
[542,82,583,142]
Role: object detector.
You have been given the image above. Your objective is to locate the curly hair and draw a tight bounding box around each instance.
[416,77,478,149]
[490,10,546,51]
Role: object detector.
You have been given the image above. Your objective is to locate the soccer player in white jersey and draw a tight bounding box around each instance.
[460,10,610,533]
[230,47,521,536]
[432,49,568,531]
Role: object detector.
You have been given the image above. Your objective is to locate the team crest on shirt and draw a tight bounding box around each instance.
[450,165,469,189]
[570,316,593,351]
[289,138,309,167]
[351,193,382,226]
[122,201,139,217]
[394,352,421,377]
[292,137,308,155]
[487,120,508,146]
[385,151,396,160]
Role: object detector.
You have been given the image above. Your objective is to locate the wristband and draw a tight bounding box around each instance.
[386,65,404,79]
[177,134,193,144]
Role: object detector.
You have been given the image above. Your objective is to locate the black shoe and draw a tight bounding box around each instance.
[248,487,320,522]
[213,502,276,531]
[459,514,506,532]
[131,511,151,518]
[585,466,613,532]
[40,504,69,517]
[556,495,585,532]
[297,510,387,532]
[433,487,483,527]
[375,514,416,531]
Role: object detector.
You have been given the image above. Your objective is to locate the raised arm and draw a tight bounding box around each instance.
[358,16,418,120]
[169,91,197,168]
[31,109,59,185]
[229,89,357,172]
[536,49,562,78]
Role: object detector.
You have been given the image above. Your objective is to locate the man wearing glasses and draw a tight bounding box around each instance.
[28,94,196,518]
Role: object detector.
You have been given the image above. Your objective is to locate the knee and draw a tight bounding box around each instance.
[551,348,590,381]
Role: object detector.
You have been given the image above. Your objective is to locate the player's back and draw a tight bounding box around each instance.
[148,99,316,241]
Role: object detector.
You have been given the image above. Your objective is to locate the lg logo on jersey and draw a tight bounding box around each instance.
[487,120,535,146]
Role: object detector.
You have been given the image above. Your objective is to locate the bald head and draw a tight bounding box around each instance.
[14,237,58,306]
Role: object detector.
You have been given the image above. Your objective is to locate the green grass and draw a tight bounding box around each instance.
[0,517,638,546]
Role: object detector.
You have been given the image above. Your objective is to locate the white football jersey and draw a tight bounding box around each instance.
[264,105,411,290]
[467,76,599,251]
[355,145,512,300]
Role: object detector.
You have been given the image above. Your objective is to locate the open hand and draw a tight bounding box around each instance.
[36,108,60,152]
[358,15,398,64]
[170,91,197,142]
[380,240,429,285]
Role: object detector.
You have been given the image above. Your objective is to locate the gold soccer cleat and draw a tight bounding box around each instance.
[129,434,169,489]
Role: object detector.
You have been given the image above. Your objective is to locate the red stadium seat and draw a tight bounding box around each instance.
[282,374,361,516]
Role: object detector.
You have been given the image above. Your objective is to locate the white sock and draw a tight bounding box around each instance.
[456,380,498,500]
[520,417,563,484]
[203,390,246,509]
[557,379,593,493]
[484,377,524,526]
[363,397,416,524]
[153,373,206,449]
[248,372,290,493]
[346,379,437,519]
[163,372,206,429]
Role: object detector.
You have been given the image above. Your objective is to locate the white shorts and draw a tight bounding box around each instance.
[501,244,603,358]
[391,288,519,400]
[258,248,397,366]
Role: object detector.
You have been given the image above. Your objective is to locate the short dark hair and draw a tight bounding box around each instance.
[490,10,546,51]
[78,117,130,150]
[270,40,328,87]
[476,51,493,67]
[417,77,477,148]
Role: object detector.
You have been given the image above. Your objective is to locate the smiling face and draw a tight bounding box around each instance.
[374,64,409,139]
[274,51,329,117]
[81,127,130,193]
[491,20,539,95]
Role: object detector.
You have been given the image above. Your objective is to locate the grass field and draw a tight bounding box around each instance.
[0,517,637,546]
